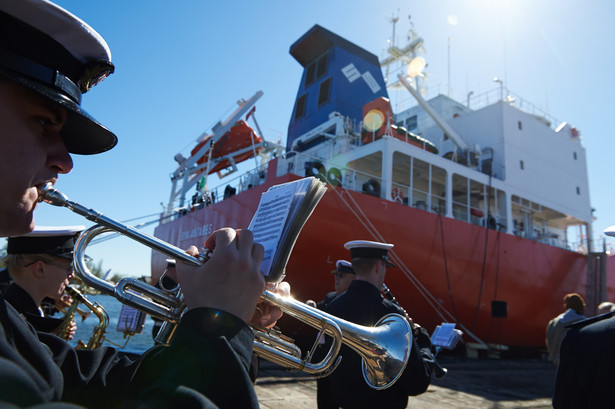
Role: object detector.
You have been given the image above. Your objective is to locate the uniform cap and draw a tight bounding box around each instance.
[0,0,117,155]
[331,260,355,275]
[344,240,395,267]
[7,225,85,259]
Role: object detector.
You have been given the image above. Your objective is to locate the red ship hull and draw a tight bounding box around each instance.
[153,160,611,349]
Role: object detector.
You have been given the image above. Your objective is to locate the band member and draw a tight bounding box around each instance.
[323,240,434,409]
[4,225,84,338]
[0,1,286,407]
[553,312,615,408]
[309,260,355,409]
[307,259,355,310]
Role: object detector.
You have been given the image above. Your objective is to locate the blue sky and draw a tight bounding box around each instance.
[17,0,615,278]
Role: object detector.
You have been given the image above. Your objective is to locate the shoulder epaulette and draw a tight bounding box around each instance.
[566,311,615,329]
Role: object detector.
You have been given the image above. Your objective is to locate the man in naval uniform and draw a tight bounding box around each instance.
[4,226,84,338]
[322,240,434,409]
[0,1,287,407]
[311,259,355,409]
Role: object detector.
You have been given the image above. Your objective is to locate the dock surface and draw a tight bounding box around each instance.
[255,358,556,408]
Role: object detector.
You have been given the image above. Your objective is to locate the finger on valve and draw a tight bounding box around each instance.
[177,228,265,323]
[253,281,291,328]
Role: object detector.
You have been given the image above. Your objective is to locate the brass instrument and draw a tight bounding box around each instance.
[57,290,81,340]
[57,301,90,322]
[39,183,412,389]
[64,285,110,349]
[381,283,449,379]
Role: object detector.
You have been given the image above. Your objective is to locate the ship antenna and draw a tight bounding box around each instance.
[387,10,400,48]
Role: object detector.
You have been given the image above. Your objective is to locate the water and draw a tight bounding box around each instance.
[64,294,155,354]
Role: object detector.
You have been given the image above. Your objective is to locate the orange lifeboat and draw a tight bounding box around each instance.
[191,120,263,174]
[361,97,438,154]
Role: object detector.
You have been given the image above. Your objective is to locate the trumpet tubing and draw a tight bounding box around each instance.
[39,183,411,389]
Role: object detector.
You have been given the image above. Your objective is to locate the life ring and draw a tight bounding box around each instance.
[305,161,326,181]
[326,167,342,187]
[391,188,404,203]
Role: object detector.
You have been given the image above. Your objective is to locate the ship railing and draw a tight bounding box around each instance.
[166,161,271,221]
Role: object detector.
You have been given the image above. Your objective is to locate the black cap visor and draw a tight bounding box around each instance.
[1,67,117,155]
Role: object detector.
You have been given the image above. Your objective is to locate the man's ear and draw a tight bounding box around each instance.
[30,260,46,279]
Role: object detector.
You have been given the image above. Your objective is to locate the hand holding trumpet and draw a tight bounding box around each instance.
[177,228,288,326]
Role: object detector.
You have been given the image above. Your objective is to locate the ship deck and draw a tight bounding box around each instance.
[255,357,556,408]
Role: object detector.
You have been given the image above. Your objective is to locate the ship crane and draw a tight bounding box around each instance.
[166,91,264,214]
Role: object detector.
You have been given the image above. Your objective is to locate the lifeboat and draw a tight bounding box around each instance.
[190,120,263,174]
[361,97,438,154]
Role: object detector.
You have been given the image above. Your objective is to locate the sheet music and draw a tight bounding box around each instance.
[249,181,297,277]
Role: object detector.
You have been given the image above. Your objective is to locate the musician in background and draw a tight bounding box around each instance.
[307,259,355,310]
[4,226,82,339]
[323,240,434,409]
[0,1,286,408]
[308,260,355,409]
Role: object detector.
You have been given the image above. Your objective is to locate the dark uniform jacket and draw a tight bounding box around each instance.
[323,280,434,409]
[317,291,340,311]
[4,283,63,333]
[0,296,258,408]
[553,312,615,409]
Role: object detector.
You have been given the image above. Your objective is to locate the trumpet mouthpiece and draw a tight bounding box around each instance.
[38,182,69,207]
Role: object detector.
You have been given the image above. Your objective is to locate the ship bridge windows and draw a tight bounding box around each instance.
[318,77,332,106]
[392,152,446,214]
[305,52,329,88]
[452,174,506,229]
[294,93,307,121]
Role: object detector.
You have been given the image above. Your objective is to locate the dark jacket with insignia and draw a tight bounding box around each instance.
[4,283,63,333]
[322,280,434,409]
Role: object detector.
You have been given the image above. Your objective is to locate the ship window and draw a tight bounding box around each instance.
[518,120,523,130]
[305,52,329,88]
[520,160,524,170]
[406,115,418,131]
[294,94,307,121]
[573,151,577,160]
[305,64,316,88]
[318,77,332,106]
[431,166,447,214]
[576,186,580,195]
[452,174,468,222]
[316,52,329,79]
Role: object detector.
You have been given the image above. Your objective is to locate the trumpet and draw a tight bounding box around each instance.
[39,183,411,389]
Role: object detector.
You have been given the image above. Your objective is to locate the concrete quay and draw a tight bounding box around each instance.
[255,357,556,409]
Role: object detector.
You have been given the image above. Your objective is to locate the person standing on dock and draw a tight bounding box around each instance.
[322,240,434,409]
[546,293,586,366]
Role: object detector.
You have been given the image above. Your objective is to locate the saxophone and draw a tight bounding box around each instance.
[62,285,110,349]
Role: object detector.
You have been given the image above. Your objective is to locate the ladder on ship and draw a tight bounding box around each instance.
[586,247,608,316]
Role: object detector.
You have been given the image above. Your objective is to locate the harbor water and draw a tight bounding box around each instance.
[65,294,155,354]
